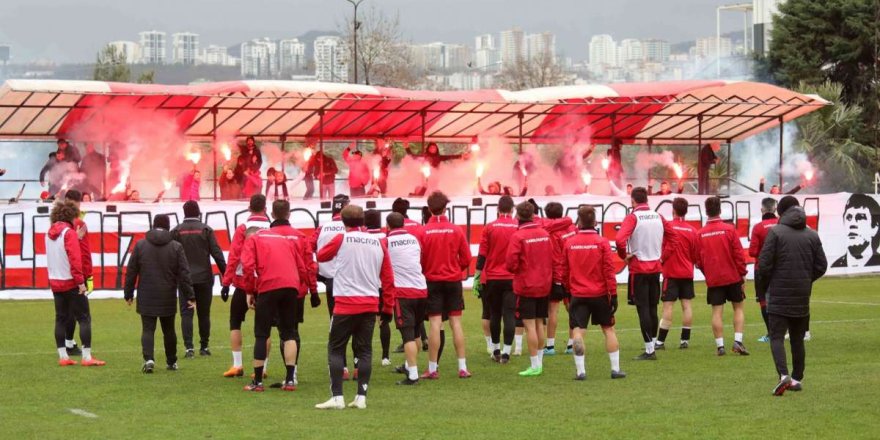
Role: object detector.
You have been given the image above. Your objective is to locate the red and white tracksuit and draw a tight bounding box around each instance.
[222,214,271,290]
[615,204,674,275]
[310,215,346,279]
[386,229,428,302]
[46,221,85,293]
[317,229,395,315]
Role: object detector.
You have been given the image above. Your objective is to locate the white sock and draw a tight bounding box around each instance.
[546,338,556,348]
[457,358,468,371]
[428,361,438,373]
[485,336,492,347]
[734,332,743,343]
[537,350,544,363]
[652,337,658,345]
[232,351,242,368]
[82,347,92,361]
[493,343,501,351]
[263,357,268,372]
[574,355,585,375]
[609,350,620,372]
[656,339,665,346]
[644,341,655,354]
[530,355,539,369]
[354,395,366,404]
[57,347,69,360]
[567,338,573,347]
[514,335,523,350]
[715,337,724,348]
[792,378,801,385]
[502,344,511,355]
[407,365,418,380]
[65,339,75,348]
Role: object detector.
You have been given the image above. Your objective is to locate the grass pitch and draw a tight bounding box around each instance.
[1,276,879,439]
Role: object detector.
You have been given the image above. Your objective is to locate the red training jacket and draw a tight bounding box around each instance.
[561,230,617,298]
[477,213,518,281]
[240,222,309,295]
[505,221,553,297]
[544,217,577,284]
[661,217,699,280]
[403,217,423,240]
[696,218,747,287]
[74,217,93,278]
[420,215,471,282]
[748,216,778,271]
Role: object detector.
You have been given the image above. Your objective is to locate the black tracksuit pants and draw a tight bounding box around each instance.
[180,282,213,350]
[769,313,808,381]
[141,315,177,365]
[487,280,516,346]
[328,313,375,397]
[54,289,91,348]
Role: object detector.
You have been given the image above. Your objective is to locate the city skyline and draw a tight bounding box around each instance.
[0,0,748,63]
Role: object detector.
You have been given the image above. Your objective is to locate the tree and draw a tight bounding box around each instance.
[794,82,876,191]
[495,51,565,91]
[136,70,155,84]
[766,0,879,152]
[93,45,131,82]
[340,5,422,88]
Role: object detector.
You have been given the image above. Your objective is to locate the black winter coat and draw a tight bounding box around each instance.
[757,207,828,317]
[124,229,194,317]
[171,219,227,285]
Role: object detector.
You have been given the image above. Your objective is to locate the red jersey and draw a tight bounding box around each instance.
[661,217,699,280]
[543,217,577,284]
[477,214,518,281]
[240,222,309,295]
[505,221,553,297]
[749,216,778,270]
[403,217,424,240]
[561,230,617,298]
[696,218,747,287]
[420,215,471,282]
[74,217,93,278]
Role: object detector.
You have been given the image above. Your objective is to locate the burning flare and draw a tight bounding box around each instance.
[601,157,610,171]
[470,143,481,153]
[519,162,528,178]
[476,162,485,178]
[220,143,231,162]
[673,162,684,180]
[163,177,174,191]
[185,146,202,165]
[421,164,431,179]
[303,147,313,162]
[373,166,380,181]
[581,171,592,186]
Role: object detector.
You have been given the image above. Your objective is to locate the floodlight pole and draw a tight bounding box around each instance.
[346,0,365,84]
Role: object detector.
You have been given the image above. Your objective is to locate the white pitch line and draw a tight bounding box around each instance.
[812,300,880,307]
[69,408,98,418]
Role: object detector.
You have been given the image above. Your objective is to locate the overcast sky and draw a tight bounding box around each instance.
[0,0,746,63]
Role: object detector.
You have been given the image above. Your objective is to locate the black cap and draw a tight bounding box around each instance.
[332,194,350,214]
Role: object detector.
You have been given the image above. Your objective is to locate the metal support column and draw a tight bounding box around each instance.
[420,110,427,149]
[280,134,287,177]
[319,109,325,199]
[726,141,732,195]
[778,116,784,188]
[211,108,218,201]
[517,112,524,154]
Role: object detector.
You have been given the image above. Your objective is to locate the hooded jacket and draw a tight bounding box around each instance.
[124,229,194,317]
[46,221,85,293]
[757,207,827,317]
[171,218,227,285]
[543,217,578,284]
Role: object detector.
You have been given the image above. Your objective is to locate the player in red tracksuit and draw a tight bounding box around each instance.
[240,200,310,392]
[63,190,92,356]
[220,194,271,378]
[749,197,778,343]
[420,191,472,380]
[657,197,699,350]
[315,205,394,410]
[615,187,675,360]
[46,200,105,367]
[696,196,749,356]
[543,202,577,356]
[562,206,626,381]
[385,212,429,385]
[475,195,518,363]
[506,202,553,377]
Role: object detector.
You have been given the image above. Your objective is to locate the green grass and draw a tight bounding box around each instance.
[2,277,879,439]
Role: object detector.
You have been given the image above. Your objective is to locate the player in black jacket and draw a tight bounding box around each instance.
[171,200,227,357]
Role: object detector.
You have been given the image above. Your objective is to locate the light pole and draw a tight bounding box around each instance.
[346,0,365,84]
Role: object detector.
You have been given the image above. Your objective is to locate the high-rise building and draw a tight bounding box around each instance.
[241,38,277,78]
[525,32,556,61]
[171,32,199,65]
[107,41,140,64]
[588,34,617,68]
[499,27,524,69]
[138,31,166,64]
[278,38,307,75]
[410,43,445,71]
[753,0,782,54]
[695,36,733,59]
[201,45,235,66]
[314,36,348,82]
[443,44,471,71]
[474,34,499,71]
[617,39,643,65]
[642,38,670,63]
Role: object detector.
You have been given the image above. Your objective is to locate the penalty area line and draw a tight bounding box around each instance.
[812,300,880,307]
